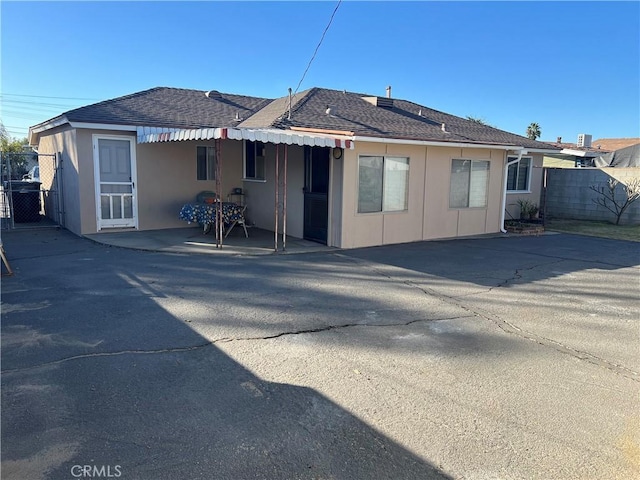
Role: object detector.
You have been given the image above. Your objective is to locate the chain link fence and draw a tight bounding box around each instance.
[1,152,61,229]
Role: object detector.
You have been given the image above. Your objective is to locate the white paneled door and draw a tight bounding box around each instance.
[93,136,137,229]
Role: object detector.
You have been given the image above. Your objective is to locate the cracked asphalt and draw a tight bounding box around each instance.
[1,228,639,479]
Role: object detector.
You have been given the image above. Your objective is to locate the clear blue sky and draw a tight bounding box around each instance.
[1,1,638,144]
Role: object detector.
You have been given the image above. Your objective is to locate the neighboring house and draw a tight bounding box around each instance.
[543,136,640,168]
[544,140,639,225]
[593,143,640,168]
[590,138,640,153]
[29,87,559,249]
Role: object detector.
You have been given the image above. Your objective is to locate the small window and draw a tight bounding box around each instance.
[196,146,216,181]
[449,159,490,208]
[507,156,532,192]
[244,141,266,181]
[358,155,409,213]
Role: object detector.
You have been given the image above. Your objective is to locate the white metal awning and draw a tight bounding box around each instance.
[136,126,354,149]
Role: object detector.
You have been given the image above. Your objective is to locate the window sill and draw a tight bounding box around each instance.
[243,178,267,183]
[448,206,488,210]
[356,210,408,215]
[506,190,532,195]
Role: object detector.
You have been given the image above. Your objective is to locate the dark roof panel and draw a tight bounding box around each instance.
[62,87,271,128]
[271,88,556,149]
[33,86,559,150]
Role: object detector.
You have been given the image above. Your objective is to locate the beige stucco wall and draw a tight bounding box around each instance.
[36,126,83,234]
[338,142,513,249]
[504,153,544,220]
[39,126,544,246]
[543,155,577,168]
[134,139,245,231]
[43,130,308,237]
[71,133,253,234]
[241,143,305,239]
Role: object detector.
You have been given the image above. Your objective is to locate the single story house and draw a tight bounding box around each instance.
[29,86,560,249]
[543,137,640,168]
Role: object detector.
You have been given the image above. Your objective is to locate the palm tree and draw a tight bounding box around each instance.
[526,122,541,140]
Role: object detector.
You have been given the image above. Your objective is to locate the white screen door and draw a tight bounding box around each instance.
[94,136,137,229]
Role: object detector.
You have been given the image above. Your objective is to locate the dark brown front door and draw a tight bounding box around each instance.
[303,146,330,244]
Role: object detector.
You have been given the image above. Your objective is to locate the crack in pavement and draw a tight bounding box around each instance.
[211,315,473,344]
[335,253,640,382]
[454,259,568,298]
[0,342,214,375]
[1,315,469,375]
[487,259,567,292]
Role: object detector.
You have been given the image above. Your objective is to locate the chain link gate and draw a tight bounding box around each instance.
[1,151,62,230]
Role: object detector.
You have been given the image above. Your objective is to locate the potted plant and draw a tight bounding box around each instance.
[517,199,539,221]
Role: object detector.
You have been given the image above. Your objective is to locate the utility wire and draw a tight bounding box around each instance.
[1,93,100,101]
[1,98,86,109]
[291,0,342,97]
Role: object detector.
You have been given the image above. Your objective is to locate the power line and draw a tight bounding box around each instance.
[1,98,84,109]
[291,0,342,97]
[1,93,101,101]
[1,110,53,120]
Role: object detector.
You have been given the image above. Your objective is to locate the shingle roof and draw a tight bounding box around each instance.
[266,88,556,149]
[33,86,559,150]
[237,89,312,128]
[57,87,271,129]
[589,138,640,152]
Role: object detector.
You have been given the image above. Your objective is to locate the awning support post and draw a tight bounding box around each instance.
[274,144,279,252]
[283,145,288,251]
[215,138,223,248]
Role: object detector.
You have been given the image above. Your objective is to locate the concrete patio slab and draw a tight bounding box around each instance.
[84,226,336,256]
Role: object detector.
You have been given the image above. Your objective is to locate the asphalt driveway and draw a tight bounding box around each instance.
[1,229,638,479]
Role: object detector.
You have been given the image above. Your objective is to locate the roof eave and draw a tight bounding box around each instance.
[29,117,140,145]
[560,148,601,158]
[28,115,69,146]
[351,134,559,152]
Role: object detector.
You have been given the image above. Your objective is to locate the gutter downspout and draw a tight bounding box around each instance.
[500,149,527,233]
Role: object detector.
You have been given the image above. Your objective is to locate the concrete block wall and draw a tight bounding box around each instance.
[545,168,640,225]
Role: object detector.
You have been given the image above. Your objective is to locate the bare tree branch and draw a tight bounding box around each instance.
[589,177,640,225]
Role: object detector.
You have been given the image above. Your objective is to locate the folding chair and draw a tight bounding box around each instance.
[224,205,249,238]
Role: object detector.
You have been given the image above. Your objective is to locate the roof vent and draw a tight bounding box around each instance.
[205,90,222,99]
[362,96,394,109]
[577,133,592,148]
[441,123,447,133]
[234,112,243,122]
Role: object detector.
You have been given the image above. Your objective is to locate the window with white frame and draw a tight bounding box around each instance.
[244,141,266,181]
[358,155,409,213]
[506,156,532,192]
[449,159,490,208]
[196,146,216,181]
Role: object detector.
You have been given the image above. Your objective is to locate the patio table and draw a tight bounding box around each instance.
[179,202,244,233]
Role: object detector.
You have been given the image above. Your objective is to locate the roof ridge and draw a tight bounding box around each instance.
[63,87,169,116]
[286,87,317,118]
[72,87,271,111]
[246,88,316,128]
